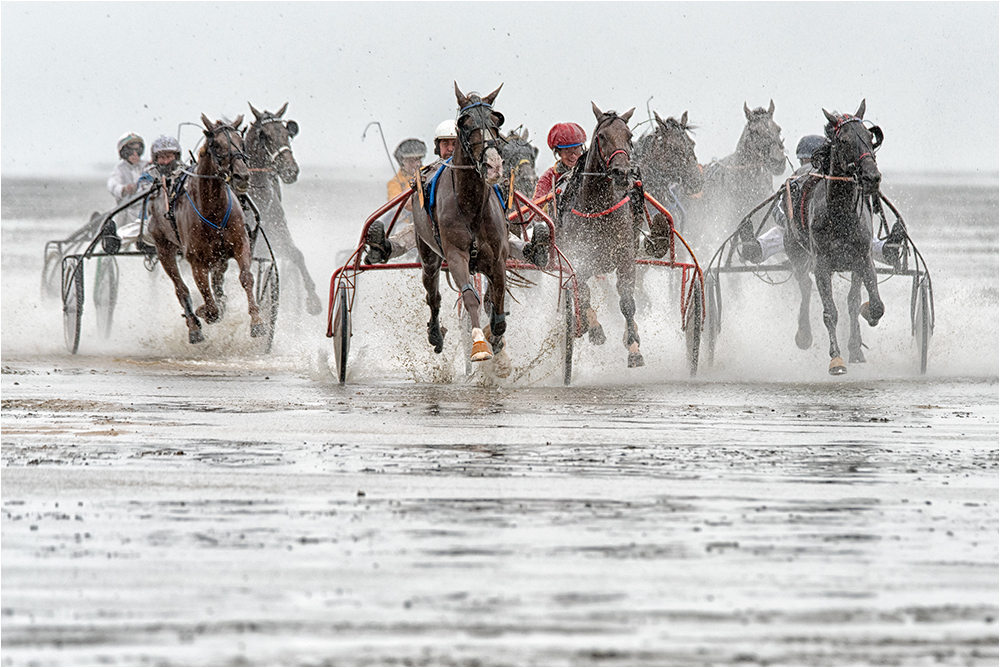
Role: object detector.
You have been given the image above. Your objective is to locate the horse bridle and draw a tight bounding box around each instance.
[203,125,250,183]
[251,117,298,168]
[593,114,632,170]
[828,115,881,179]
[455,101,505,178]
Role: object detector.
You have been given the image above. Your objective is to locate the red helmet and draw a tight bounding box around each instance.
[547,123,587,150]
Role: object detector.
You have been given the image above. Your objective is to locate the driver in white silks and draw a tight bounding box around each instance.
[102,132,147,253]
[737,134,907,270]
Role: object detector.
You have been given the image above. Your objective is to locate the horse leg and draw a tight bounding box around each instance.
[234,242,265,337]
[157,243,204,344]
[847,273,866,363]
[858,258,885,327]
[814,265,845,375]
[793,265,813,350]
[192,262,220,325]
[417,239,446,354]
[578,280,605,345]
[445,247,492,362]
[275,211,322,315]
[210,262,227,320]
[484,266,511,379]
[616,261,643,368]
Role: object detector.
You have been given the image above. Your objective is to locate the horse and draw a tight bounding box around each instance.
[499,127,539,202]
[411,83,512,375]
[634,110,703,236]
[698,101,786,236]
[784,100,884,375]
[147,114,266,344]
[245,102,323,315]
[557,102,647,367]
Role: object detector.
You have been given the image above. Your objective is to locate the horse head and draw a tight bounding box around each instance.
[822,100,882,196]
[454,83,505,185]
[201,114,251,194]
[248,102,300,184]
[740,100,786,175]
[647,110,704,194]
[500,127,539,197]
[590,102,635,189]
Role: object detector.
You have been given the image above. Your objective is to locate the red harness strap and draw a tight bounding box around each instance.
[571,195,630,218]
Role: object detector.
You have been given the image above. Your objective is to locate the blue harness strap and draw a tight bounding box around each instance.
[185,184,232,230]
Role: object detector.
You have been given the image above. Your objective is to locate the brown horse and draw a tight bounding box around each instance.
[411,83,511,375]
[147,114,265,344]
[245,102,323,315]
[557,103,646,367]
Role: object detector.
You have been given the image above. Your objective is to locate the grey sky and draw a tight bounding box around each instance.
[2,1,997,178]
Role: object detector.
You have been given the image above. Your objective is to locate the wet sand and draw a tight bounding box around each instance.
[2,355,997,666]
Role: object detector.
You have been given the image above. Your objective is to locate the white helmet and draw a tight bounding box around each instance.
[150,135,181,157]
[116,132,144,158]
[434,120,457,141]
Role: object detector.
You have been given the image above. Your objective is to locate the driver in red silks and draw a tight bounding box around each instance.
[533,122,587,206]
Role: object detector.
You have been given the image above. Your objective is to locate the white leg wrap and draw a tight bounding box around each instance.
[758,226,785,261]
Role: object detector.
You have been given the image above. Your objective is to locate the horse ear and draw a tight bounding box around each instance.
[855,99,866,120]
[521,127,529,141]
[744,103,752,120]
[276,102,288,118]
[621,108,635,124]
[248,103,263,122]
[592,101,604,120]
[823,108,838,126]
[201,113,215,131]
[454,81,469,109]
[231,114,244,130]
[483,84,502,106]
[681,111,688,127]
[654,111,664,126]
[768,99,775,115]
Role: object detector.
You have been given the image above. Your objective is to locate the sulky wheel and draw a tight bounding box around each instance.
[704,270,721,367]
[913,278,931,375]
[255,260,280,353]
[685,277,703,378]
[562,286,575,386]
[93,256,119,340]
[62,257,84,354]
[332,282,351,384]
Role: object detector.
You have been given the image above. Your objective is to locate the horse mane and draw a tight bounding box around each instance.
[811,143,832,174]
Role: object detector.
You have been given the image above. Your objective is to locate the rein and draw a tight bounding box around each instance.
[185,186,233,230]
[571,195,630,219]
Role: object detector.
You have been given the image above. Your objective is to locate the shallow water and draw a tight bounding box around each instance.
[2,173,998,665]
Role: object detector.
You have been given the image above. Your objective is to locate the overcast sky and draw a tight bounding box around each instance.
[2,2,997,178]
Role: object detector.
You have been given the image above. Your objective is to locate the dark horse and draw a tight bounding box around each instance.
[634,110,704,234]
[557,103,646,367]
[147,114,265,344]
[700,101,786,231]
[411,83,512,376]
[245,102,323,315]
[785,100,884,375]
[499,127,539,202]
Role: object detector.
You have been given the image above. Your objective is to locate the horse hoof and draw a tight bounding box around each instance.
[849,350,866,364]
[189,330,205,345]
[828,357,847,375]
[492,344,512,378]
[795,329,812,350]
[589,324,606,345]
[860,302,882,327]
[250,323,267,338]
[306,292,323,316]
[628,351,644,368]
[470,339,493,362]
[196,306,221,324]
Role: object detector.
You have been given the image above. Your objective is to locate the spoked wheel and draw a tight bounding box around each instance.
[62,257,84,354]
[685,277,703,378]
[704,271,721,367]
[255,260,280,353]
[563,286,575,386]
[913,278,931,374]
[93,256,119,339]
[332,282,351,384]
